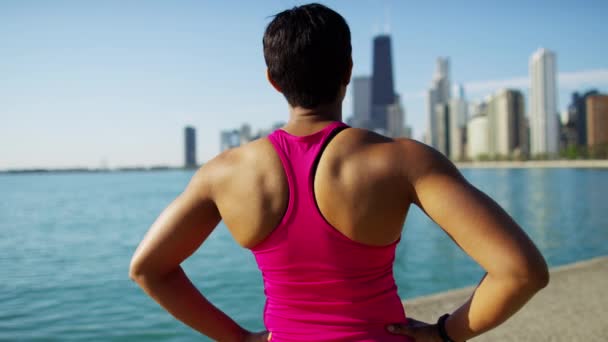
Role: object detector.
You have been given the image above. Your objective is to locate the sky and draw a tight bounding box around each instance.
[1,0,608,169]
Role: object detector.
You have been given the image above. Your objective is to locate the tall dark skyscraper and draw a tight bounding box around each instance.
[371,35,395,132]
[184,126,197,168]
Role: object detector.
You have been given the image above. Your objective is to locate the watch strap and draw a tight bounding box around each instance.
[437,314,456,342]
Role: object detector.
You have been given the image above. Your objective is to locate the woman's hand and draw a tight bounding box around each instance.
[387,317,443,342]
[243,331,271,342]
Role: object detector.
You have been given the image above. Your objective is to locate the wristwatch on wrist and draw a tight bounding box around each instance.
[436,314,459,342]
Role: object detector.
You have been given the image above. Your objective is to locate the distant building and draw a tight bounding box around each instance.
[239,124,252,145]
[404,126,413,139]
[586,94,608,148]
[349,34,407,137]
[387,95,409,138]
[467,112,489,160]
[435,103,450,156]
[530,48,559,156]
[560,109,569,126]
[370,35,395,132]
[567,90,599,146]
[449,98,466,161]
[352,76,372,128]
[435,58,451,102]
[184,126,197,168]
[486,89,527,158]
[427,57,451,150]
[426,88,437,145]
[448,84,467,161]
[453,84,468,125]
[220,122,285,152]
[220,129,240,152]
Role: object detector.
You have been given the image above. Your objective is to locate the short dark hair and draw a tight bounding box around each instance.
[263,3,352,108]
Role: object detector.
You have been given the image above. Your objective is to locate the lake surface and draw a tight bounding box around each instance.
[2,168,607,341]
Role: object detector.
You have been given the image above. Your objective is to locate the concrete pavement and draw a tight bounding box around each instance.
[402,256,608,341]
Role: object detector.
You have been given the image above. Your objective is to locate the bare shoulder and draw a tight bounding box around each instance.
[327,129,462,185]
[191,137,287,246]
[393,138,464,185]
[328,128,398,161]
[333,127,391,147]
[190,137,281,198]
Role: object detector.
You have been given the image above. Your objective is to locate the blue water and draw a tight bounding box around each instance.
[1,168,607,341]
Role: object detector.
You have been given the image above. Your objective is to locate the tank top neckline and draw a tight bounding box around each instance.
[275,121,345,141]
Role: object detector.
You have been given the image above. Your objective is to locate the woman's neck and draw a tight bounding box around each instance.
[283,102,343,135]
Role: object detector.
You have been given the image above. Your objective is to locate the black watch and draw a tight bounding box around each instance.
[437,314,458,342]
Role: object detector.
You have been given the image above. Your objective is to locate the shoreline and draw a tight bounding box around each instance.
[402,255,608,341]
[2,159,608,174]
[455,159,608,169]
[0,166,191,175]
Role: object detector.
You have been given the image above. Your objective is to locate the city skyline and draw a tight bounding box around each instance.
[2,1,608,169]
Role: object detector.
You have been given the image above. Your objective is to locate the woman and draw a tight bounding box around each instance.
[129,3,549,341]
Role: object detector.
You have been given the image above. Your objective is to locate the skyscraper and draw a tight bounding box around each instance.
[447,84,467,160]
[449,102,466,160]
[434,58,451,103]
[387,95,407,138]
[453,84,468,126]
[530,48,558,156]
[425,88,437,146]
[567,90,599,146]
[370,35,395,132]
[352,76,372,128]
[467,102,489,160]
[586,94,608,149]
[184,126,197,168]
[487,89,527,158]
[427,57,451,149]
[435,103,450,156]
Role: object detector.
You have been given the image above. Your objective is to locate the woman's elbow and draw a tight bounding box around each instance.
[531,262,550,290]
[496,254,550,292]
[516,257,550,292]
[129,255,175,284]
[527,249,550,289]
[129,256,146,283]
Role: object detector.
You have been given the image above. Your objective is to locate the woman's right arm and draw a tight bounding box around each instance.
[399,140,549,341]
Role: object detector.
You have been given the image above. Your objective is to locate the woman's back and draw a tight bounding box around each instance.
[211,123,412,251]
[241,122,410,341]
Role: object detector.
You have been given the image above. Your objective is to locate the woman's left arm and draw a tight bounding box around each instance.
[129,163,264,342]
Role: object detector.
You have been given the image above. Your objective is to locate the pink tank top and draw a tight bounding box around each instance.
[251,122,411,341]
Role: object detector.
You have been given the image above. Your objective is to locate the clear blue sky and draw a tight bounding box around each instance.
[2,0,607,169]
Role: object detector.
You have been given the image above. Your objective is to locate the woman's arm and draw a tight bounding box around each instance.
[392,141,549,341]
[129,163,266,342]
